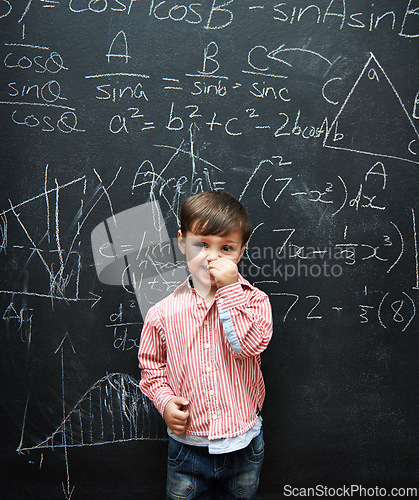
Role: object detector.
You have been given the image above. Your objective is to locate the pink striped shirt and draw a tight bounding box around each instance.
[138,274,273,440]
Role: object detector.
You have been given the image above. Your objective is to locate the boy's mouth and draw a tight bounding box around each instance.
[201,266,214,279]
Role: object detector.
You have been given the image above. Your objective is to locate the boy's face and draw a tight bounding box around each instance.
[178,227,246,298]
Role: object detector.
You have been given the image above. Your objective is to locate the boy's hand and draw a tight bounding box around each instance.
[163,397,189,435]
[208,257,239,289]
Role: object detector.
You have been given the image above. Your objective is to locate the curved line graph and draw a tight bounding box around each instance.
[18,373,166,453]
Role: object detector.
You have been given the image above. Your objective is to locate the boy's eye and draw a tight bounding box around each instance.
[195,242,206,248]
[222,245,233,252]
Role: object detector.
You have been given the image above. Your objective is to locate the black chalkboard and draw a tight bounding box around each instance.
[1,1,418,498]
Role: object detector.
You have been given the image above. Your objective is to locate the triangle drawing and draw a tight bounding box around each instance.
[324,52,419,165]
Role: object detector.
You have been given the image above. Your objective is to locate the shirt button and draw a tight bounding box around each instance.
[206,367,211,373]
[203,320,208,325]
[212,414,218,420]
[219,298,225,304]
[204,343,210,349]
[209,390,214,396]
[197,299,202,305]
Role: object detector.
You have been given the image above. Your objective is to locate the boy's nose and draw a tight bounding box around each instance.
[206,249,219,262]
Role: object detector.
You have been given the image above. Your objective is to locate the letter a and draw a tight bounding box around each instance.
[107,30,130,64]
[324,0,346,29]
[365,162,387,189]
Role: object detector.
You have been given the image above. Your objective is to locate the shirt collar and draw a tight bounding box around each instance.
[173,273,251,295]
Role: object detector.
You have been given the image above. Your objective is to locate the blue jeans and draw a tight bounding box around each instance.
[166,430,264,499]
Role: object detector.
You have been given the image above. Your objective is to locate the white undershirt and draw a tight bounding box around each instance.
[167,416,262,454]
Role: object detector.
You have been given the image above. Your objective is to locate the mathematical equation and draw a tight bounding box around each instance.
[103,284,417,343]
[3,1,418,37]
[106,302,141,351]
[3,34,418,174]
[256,285,416,333]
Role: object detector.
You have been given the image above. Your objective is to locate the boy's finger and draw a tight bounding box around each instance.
[174,413,188,423]
[207,258,222,267]
[172,396,189,408]
[174,408,189,420]
[171,425,186,435]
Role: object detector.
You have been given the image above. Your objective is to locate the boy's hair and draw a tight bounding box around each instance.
[180,191,252,244]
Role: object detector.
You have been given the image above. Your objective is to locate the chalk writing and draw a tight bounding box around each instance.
[1,2,418,497]
[266,1,419,38]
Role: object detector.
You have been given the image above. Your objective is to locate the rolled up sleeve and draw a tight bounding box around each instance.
[216,282,273,359]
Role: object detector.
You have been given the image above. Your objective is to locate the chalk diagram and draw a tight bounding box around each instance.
[324,52,419,165]
[0,171,92,310]
[0,168,175,498]
[17,372,165,453]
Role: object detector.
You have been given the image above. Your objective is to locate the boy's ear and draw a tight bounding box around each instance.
[238,242,247,262]
[177,230,186,255]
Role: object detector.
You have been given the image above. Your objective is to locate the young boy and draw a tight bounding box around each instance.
[138,191,273,499]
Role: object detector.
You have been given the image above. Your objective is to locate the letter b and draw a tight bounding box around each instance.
[202,41,219,74]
